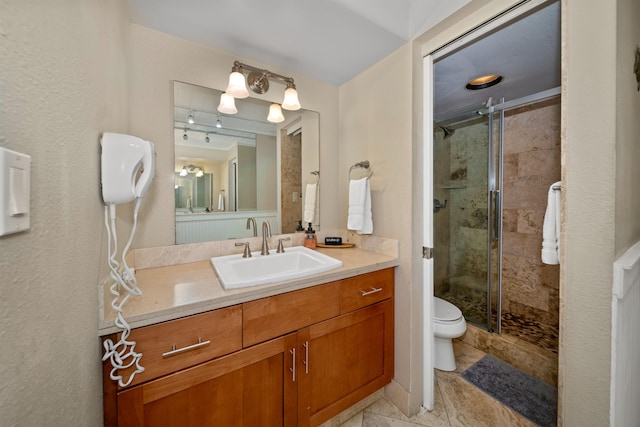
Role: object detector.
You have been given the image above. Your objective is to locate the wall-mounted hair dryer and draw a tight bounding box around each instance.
[100,132,156,205]
[100,132,156,387]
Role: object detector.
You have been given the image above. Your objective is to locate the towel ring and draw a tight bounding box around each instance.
[349,161,372,180]
[309,170,319,184]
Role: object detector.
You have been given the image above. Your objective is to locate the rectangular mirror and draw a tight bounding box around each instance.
[173,81,320,243]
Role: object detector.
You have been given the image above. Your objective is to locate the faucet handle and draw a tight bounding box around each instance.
[235,242,252,258]
[277,237,291,253]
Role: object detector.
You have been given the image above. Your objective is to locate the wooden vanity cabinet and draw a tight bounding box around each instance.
[297,299,394,426]
[114,333,298,427]
[103,268,394,427]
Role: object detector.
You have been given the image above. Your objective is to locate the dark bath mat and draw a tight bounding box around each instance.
[461,354,557,427]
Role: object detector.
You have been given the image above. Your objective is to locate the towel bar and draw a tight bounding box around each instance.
[349,160,372,179]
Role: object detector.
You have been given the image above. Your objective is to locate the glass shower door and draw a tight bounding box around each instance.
[433,103,502,331]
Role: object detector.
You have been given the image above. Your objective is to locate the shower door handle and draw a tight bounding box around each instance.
[491,190,500,241]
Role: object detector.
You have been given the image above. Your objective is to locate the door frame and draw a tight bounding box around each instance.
[421,0,556,411]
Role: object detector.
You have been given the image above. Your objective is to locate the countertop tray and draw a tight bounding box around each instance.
[317,243,356,248]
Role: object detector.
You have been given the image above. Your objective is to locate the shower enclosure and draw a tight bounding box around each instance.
[433,100,504,333]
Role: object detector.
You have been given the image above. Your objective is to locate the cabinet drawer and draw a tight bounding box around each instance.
[340,268,394,313]
[243,282,341,347]
[113,305,242,388]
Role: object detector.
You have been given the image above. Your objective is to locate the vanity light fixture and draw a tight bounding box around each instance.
[465,74,503,90]
[187,111,195,124]
[220,60,302,120]
[267,103,285,123]
[281,81,301,110]
[225,63,250,98]
[217,93,237,114]
[179,166,188,176]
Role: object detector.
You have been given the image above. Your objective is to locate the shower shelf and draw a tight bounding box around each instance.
[436,184,467,190]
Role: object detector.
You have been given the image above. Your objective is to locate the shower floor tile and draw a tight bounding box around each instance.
[437,290,559,354]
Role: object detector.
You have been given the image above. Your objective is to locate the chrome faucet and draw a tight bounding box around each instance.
[235,241,251,258]
[261,220,272,255]
[277,237,291,253]
[246,217,257,237]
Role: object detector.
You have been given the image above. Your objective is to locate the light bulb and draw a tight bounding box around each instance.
[282,86,301,111]
[225,71,249,98]
[267,103,285,123]
[187,111,195,124]
[218,93,237,114]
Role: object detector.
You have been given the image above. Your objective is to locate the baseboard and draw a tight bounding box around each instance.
[384,380,411,417]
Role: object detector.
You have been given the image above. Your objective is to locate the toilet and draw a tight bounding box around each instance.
[434,296,467,371]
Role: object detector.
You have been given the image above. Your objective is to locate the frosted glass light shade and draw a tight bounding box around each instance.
[179,167,188,177]
[267,103,285,123]
[282,87,301,111]
[225,72,249,98]
[218,93,238,114]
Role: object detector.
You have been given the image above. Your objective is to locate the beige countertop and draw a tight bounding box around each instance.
[98,246,398,336]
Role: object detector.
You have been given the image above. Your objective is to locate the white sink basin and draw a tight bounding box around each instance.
[211,246,343,290]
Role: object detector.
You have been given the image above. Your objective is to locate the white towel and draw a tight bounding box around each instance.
[217,193,225,211]
[541,181,561,264]
[347,177,373,235]
[303,183,317,224]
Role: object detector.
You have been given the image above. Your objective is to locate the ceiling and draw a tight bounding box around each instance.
[129,0,560,119]
[127,0,470,86]
[434,1,560,117]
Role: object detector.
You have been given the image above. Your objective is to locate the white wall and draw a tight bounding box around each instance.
[339,44,417,410]
[127,25,340,248]
[0,0,129,424]
[561,1,615,424]
[614,0,640,255]
[562,0,640,425]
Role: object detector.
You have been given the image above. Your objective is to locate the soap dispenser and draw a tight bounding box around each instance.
[295,220,304,233]
[304,222,316,249]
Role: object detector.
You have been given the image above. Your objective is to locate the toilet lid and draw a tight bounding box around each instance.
[434,297,462,321]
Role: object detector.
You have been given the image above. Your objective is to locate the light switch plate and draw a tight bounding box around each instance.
[0,147,31,236]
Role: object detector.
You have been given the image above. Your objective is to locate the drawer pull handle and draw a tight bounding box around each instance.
[290,348,296,382]
[162,338,211,358]
[360,287,383,297]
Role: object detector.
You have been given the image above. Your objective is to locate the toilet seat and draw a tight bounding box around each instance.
[434,297,462,322]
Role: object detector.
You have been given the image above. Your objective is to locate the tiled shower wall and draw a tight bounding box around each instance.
[435,97,561,349]
[281,131,302,233]
[501,97,560,330]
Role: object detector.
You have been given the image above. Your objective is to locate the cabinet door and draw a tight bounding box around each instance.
[297,299,394,427]
[115,333,298,427]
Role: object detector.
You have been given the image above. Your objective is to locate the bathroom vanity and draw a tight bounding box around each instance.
[100,244,397,427]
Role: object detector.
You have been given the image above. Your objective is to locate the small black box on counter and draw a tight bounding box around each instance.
[324,237,342,245]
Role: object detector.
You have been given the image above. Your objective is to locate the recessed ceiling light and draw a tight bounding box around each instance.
[466,75,503,90]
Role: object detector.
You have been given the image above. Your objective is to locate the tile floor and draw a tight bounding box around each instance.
[330,341,547,427]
